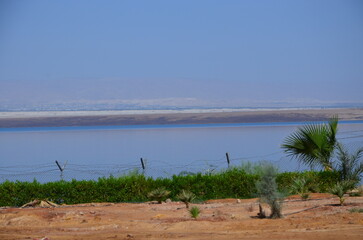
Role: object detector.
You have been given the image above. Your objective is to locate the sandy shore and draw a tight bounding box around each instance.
[0,108,362,128]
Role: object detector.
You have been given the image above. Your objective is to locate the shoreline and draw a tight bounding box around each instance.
[1,108,363,128]
[0,107,348,119]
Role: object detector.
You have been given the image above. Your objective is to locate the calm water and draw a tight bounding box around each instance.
[1,121,363,182]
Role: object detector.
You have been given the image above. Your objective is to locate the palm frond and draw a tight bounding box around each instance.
[335,143,363,182]
[282,118,338,169]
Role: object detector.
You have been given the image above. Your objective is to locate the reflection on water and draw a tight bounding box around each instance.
[1,122,362,182]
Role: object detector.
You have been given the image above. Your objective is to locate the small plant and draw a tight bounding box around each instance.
[335,143,363,183]
[189,206,201,219]
[291,176,310,200]
[177,190,196,208]
[256,163,284,219]
[245,203,254,212]
[300,193,310,200]
[348,185,363,197]
[349,208,363,213]
[329,181,354,206]
[147,187,170,204]
[349,191,362,197]
[357,185,363,196]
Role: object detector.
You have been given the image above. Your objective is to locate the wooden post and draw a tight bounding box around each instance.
[226,152,230,168]
[55,160,67,180]
[140,158,145,172]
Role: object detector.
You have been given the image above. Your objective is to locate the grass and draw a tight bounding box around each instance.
[189,206,201,219]
[349,208,363,213]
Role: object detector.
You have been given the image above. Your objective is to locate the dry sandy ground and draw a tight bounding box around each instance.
[1,193,363,240]
[1,108,363,128]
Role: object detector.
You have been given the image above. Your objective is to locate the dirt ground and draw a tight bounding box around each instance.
[1,193,363,240]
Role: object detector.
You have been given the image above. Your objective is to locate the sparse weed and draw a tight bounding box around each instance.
[349,208,363,213]
[189,206,201,219]
[245,203,254,212]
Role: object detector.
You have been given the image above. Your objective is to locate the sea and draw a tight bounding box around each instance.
[1,121,363,183]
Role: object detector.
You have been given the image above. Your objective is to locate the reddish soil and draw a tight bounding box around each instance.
[1,193,362,240]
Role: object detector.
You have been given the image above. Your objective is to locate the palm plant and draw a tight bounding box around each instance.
[329,180,354,205]
[177,190,196,209]
[291,176,310,200]
[282,117,338,170]
[147,187,170,204]
[335,143,363,183]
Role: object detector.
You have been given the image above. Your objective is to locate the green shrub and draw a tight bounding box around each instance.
[329,181,354,205]
[189,206,201,219]
[0,169,342,207]
[276,171,339,193]
[290,176,311,200]
[147,187,170,203]
[177,190,196,208]
[256,163,284,219]
[349,208,363,213]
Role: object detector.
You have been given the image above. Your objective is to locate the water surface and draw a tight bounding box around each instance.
[1,121,362,182]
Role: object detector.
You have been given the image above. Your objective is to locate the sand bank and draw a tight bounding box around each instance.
[0,108,362,128]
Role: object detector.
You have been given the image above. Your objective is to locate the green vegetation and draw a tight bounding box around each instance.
[0,168,339,207]
[147,187,170,203]
[282,118,363,184]
[2,116,361,215]
[282,117,338,170]
[329,180,354,206]
[177,189,196,208]
[335,143,363,183]
[290,176,311,200]
[349,208,363,213]
[256,163,284,219]
[282,117,363,195]
[189,206,201,219]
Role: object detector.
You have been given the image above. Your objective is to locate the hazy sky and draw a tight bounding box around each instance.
[0,0,362,109]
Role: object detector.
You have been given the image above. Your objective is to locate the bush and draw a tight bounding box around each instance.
[276,171,339,193]
[256,163,284,219]
[0,169,343,207]
[189,206,201,219]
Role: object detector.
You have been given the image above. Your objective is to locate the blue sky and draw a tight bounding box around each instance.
[0,0,362,109]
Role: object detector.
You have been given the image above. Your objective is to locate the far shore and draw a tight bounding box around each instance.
[0,108,363,128]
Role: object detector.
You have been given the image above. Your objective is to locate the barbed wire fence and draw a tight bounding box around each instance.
[1,130,362,183]
[0,151,312,183]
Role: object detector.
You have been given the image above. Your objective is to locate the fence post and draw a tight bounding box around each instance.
[140,158,145,174]
[55,160,67,181]
[226,152,230,168]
